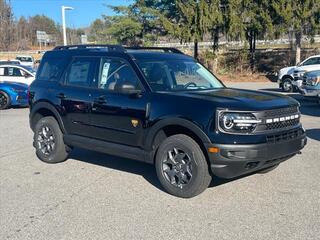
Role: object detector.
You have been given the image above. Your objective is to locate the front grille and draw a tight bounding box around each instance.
[258,106,300,132]
[264,106,298,118]
[266,129,304,143]
[266,118,300,130]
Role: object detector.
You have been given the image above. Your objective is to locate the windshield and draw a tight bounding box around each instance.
[16,57,33,62]
[136,59,224,92]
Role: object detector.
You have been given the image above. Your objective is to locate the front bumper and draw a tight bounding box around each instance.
[207,129,307,179]
[12,93,28,106]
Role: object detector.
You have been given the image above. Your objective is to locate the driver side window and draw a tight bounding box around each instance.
[96,58,141,92]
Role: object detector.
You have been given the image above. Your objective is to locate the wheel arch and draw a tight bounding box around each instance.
[145,118,211,164]
[30,102,66,133]
[281,75,293,80]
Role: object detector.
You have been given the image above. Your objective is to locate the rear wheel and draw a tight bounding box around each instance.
[155,134,212,198]
[0,91,10,110]
[282,78,293,92]
[34,116,69,163]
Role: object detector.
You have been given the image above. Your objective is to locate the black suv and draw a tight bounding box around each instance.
[29,45,307,198]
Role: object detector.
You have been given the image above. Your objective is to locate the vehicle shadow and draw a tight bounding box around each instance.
[69,148,164,191]
[306,129,320,141]
[69,147,257,192]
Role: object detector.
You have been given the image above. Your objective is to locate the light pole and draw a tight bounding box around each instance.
[62,6,74,46]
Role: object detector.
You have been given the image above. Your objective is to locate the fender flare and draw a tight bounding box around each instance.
[282,75,293,80]
[30,102,66,133]
[144,117,211,151]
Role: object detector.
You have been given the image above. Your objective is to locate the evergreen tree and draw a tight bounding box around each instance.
[226,0,273,70]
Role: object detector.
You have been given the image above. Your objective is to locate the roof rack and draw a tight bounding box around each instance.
[125,46,184,54]
[53,44,125,52]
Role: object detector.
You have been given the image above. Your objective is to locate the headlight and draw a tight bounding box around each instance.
[294,71,306,78]
[218,111,261,134]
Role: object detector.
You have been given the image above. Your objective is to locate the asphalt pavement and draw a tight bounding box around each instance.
[0,82,319,240]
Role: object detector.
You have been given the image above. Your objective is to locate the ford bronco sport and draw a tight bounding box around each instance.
[29,45,307,198]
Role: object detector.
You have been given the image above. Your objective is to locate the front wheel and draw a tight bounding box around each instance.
[34,116,69,163]
[155,134,212,198]
[0,91,10,110]
[282,78,293,92]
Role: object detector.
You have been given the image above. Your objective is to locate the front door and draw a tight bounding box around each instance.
[90,57,147,147]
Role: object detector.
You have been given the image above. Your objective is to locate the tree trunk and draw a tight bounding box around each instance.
[213,28,219,52]
[194,40,198,60]
[295,31,302,65]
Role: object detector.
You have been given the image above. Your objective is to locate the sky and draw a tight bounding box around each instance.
[11,0,133,28]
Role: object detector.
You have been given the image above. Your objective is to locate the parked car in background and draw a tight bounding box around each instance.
[16,55,34,68]
[0,81,28,110]
[0,64,35,85]
[300,70,320,103]
[0,59,21,65]
[278,55,320,92]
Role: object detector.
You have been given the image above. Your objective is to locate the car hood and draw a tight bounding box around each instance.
[280,66,296,74]
[295,65,320,72]
[172,88,299,111]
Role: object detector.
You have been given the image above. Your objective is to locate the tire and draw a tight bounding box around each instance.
[258,164,279,174]
[282,78,293,92]
[0,91,10,110]
[155,134,212,198]
[34,116,69,163]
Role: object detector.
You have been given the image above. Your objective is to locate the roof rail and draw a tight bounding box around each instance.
[125,46,184,54]
[53,44,125,52]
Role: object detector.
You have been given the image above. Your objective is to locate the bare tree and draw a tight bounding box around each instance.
[0,0,15,50]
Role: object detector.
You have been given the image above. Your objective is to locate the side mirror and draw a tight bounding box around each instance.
[119,83,142,96]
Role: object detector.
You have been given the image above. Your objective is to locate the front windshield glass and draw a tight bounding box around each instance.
[136,59,224,92]
[17,57,33,62]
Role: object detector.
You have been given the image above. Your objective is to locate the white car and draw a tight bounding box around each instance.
[16,55,34,68]
[278,55,320,92]
[0,64,35,85]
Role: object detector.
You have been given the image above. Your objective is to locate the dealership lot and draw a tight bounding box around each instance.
[1,82,319,240]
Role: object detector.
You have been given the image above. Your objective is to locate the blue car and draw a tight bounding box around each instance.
[0,81,28,110]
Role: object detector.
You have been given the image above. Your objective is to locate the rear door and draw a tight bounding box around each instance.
[89,57,148,147]
[58,56,99,137]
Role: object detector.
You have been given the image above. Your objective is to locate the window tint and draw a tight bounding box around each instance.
[303,57,320,66]
[65,58,96,87]
[37,57,68,81]
[6,67,23,77]
[137,59,223,92]
[96,58,140,91]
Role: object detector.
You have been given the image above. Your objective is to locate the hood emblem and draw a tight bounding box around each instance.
[131,119,139,128]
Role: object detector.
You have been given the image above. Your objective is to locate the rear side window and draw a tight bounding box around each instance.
[65,57,97,87]
[37,57,69,81]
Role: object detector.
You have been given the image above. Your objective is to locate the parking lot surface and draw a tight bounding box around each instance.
[1,82,319,240]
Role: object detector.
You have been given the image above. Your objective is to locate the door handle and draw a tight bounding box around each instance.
[56,93,66,99]
[94,96,107,104]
